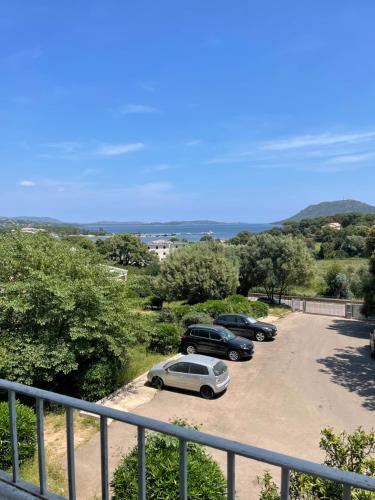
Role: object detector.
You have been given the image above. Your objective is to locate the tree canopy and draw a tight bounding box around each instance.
[238,234,314,299]
[0,232,131,400]
[158,242,239,304]
[97,233,158,268]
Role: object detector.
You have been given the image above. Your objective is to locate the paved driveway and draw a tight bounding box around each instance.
[75,313,375,499]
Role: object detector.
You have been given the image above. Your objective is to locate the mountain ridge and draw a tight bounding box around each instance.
[279,199,375,223]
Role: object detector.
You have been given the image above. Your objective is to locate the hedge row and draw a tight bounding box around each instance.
[171,296,269,320]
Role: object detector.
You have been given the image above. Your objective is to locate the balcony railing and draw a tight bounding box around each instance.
[0,378,374,500]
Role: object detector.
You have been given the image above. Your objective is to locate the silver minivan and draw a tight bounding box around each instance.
[147,354,230,399]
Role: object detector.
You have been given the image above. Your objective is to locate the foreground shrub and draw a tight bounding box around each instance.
[111,420,226,500]
[0,402,36,470]
[148,323,181,354]
[181,312,213,327]
[127,274,156,297]
[258,427,375,500]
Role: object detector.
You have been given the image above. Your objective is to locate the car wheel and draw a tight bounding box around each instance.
[186,344,197,355]
[255,331,266,342]
[228,349,240,361]
[152,376,164,390]
[200,385,214,399]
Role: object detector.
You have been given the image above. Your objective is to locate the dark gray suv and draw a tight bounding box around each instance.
[180,324,254,361]
[214,314,277,342]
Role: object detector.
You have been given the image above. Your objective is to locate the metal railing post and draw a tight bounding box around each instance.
[281,467,290,500]
[227,451,235,500]
[100,416,109,500]
[179,439,187,500]
[343,484,351,500]
[36,398,47,495]
[66,407,76,500]
[8,390,19,483]
[138,426,146,500]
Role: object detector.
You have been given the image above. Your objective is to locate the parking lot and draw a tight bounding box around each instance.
[75,313,375,499]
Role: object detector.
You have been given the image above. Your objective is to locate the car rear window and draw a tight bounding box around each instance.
[189,363,209,375]
[213,361,227,376]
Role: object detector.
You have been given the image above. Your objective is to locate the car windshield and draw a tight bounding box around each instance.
[246,316,257,324]
[221,328,235,340]
[213,361,227,376]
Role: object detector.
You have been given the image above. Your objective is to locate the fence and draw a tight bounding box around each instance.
[249,293,367,319]
[0,379,375,500]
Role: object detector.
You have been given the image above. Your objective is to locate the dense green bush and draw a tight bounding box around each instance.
[148,323,181,354]
[127,274,156,297]
[157,308,175,323]
[194,300,233,318]
[111,420,226,500]
[247,301,269,318]
[226,294,250,305]
[77,360,120,402]
[258,427,375,500]
[0,402,36,470]
[181,312,213,327]
[172,304,192,320]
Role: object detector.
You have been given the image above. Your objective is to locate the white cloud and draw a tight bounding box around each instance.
[96,143,144,156]
[261,131,375,151]
[325,153,375,165]
[20,180,37,187]
[120,104,159,114]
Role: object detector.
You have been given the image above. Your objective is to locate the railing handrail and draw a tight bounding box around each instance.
[1,378,374,493]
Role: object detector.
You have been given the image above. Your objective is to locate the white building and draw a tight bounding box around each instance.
[147,239,187,260]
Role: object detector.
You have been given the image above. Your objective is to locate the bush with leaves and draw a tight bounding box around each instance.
[127,274,156,297]
[111,420,226,500]
[258,427,375,500]
[0,402,36,470]
[148,323,181,354]
[194,299,233,318]
[181,312,213,327]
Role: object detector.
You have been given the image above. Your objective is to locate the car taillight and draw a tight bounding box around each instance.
[181,335,187,340]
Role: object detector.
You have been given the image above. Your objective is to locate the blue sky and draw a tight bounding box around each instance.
[1,1,375,222]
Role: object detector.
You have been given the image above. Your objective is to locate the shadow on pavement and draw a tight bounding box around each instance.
[317,345,375,411]
[327,319,374,340]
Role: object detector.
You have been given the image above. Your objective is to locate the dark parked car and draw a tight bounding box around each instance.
[180,324,254,361]
[257,296,279,305]
[214,314,277,342]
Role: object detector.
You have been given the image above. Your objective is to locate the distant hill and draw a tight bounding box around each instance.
[281,200,375,222]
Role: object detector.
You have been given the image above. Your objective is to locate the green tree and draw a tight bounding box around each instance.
[366,226,375,257]
[97,234,158,268]
[158,242,239,304]
[229,230,254,245]
[63,235,98,252]
[111,420,227,500]
[238,234,314,300]
[324,264,352,298]
[259,427,375,500]
[363,252,375,317]
[0,232,131,400]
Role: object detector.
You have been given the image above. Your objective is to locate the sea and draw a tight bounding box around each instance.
[80,222,279,242]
